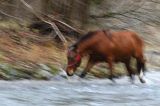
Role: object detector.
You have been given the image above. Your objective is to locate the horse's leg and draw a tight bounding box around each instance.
[124,59,135,83]
[107,57,115,82]
[136,57,146,83]
[80,58,95,78]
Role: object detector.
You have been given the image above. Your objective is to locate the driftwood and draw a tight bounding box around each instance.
[43,14,82,35]
[38,13,82,40]
[20,0,83,44]
[20,0,77,44]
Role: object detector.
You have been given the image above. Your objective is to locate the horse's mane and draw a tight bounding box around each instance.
[75,31,97,45]
[71,30,111,49]
[69,31,97,50]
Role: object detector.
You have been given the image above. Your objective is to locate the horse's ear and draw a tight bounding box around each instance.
[69,44,77,51]
[69,46,74,51]
[73,44,77,50]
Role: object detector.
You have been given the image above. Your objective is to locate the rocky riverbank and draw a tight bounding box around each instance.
[0,21,65,80]
[0,20,160,80]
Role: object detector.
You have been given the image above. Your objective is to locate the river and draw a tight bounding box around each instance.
[0,70,160,106]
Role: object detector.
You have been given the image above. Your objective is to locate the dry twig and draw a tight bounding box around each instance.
[20,0,67,44]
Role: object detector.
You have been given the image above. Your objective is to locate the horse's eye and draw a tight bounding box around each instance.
[68,57,74,61]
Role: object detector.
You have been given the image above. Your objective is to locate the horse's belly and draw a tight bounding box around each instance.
[114,56,131,63]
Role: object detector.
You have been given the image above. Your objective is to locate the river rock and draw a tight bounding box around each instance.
[34,64,54,80]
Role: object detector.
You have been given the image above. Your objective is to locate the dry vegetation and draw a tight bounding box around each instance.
[0,21,68,80]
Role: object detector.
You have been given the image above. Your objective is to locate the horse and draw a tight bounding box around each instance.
[65,29,146,83]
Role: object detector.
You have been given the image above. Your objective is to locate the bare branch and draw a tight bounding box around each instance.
[20,0,67,43]
[0,10,24,22]
[45,15,82,34]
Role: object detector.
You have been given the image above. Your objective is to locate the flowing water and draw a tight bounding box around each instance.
[0,70,160,106]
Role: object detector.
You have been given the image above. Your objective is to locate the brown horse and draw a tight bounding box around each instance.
[66,30,146,83]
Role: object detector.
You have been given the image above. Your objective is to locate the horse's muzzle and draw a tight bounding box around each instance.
[67,72,74,76]
[66,67,74,76]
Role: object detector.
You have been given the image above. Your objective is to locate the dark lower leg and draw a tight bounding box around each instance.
[125,62,134,83]
[80,71,88,78]
[137,60,146,83]
[80,59,95,78]
[108,61,115,82]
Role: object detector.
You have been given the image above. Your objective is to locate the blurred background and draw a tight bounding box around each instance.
[0,0,160,79]
[0,0,160,106]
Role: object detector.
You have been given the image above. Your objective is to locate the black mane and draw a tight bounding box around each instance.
[77,29,111,43]
[70,30,106,50]
[74,31,97,46]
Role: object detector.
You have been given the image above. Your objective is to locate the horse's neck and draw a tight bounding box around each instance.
[76,30,112,55]
[77,40,93,55]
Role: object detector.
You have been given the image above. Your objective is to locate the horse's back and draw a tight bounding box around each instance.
[108,30,144,58]
[112,30,143,47]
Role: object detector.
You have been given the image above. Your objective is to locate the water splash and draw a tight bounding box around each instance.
[0,70,160,106]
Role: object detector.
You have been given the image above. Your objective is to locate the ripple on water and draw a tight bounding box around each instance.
[0,71,159,106]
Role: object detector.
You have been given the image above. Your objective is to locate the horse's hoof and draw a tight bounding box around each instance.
[79,74,85,78]
[131,80,135,84]
[130,77,135,84]
[140,79,146,83]
[129,79,135,84]
[111,79,116,83]
[108,76,116,83]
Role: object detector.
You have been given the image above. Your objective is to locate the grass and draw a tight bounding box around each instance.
[0,20,22,31]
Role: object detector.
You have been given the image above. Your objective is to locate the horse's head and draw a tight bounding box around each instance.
[66,45,81,76]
